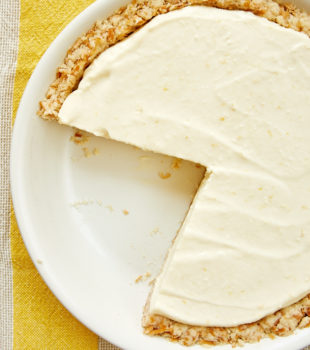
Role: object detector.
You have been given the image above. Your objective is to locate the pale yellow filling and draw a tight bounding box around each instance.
[59,7,310,326]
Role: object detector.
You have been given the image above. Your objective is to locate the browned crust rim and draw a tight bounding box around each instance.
[38,0,310,121]
[38,0,310,346]
[142,294,310,346]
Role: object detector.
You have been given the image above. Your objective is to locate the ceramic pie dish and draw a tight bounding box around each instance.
[11,0,310,349]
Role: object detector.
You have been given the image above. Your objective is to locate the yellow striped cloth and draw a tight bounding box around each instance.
[11,1,119,348]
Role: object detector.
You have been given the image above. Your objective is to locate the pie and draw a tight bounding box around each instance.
[38,0,310,346]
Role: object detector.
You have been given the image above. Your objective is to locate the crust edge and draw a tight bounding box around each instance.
[142,294,310,346]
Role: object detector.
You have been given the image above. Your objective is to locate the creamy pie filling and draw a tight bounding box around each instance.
[59,7,310,326]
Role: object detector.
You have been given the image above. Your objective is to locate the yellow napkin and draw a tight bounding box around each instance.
[11,1,99,348]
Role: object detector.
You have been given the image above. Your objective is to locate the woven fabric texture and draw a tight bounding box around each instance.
[0,1,20,349]
[9,0,119,348]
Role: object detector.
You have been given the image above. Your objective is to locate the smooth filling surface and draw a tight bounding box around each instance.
[59,6,310,327]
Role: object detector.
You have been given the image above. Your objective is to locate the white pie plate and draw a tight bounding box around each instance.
[11,0,310,349]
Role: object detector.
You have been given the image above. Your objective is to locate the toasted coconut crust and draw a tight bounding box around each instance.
[38,0,310,346]
[38,0,310,121]
[143,294,310,346]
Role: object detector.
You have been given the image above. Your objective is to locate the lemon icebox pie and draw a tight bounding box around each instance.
[38,0,310,346]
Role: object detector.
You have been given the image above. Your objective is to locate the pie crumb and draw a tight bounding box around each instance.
[148,279,155,286]
[139,155,150,161]
[82,147,91,158]
[106,205,114,212]
[171,158,182,169]
[135,272,151,283]
[92,148,100,156]
[135,275,143,283]
[70,130,89,145]
[158,172,171,179]
[72,199,92,208]
[150,227,159,236]
[82,147,99,158]
[123,209,129,215]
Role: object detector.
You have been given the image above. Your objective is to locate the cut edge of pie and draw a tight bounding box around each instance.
[143,290,310,346]
[37,0,310,346]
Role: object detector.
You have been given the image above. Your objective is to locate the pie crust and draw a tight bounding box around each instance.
[38,0,310,346]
